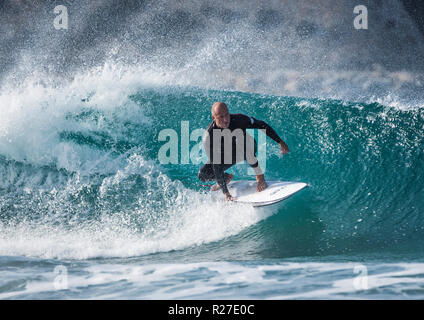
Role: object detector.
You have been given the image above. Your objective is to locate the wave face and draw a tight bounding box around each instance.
[0,71,423,259]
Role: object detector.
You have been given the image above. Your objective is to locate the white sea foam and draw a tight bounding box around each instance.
[0,150,276,260]
[0,64,154,173]
[0,200,270,260]
[2,260,424,299]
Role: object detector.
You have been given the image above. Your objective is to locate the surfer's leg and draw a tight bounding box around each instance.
[199,163,233,181]
[198,163,215,181]
[244,135,263,175]
[245,146,267,191]
[247,159,267,191]
[248,159,263,176]
[199,163,232,181]
[210,172,234,191]
[199,163,234,190]
[245,142,263,176]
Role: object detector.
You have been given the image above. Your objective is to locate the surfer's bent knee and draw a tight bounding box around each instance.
[198,164,212,181]
[198,169,206,181]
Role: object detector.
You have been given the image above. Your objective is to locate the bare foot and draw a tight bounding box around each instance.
[211,174,234,191]
[224,192,236,201]
[256,174,267,192]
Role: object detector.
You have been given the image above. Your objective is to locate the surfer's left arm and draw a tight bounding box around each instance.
[242,114,289,154]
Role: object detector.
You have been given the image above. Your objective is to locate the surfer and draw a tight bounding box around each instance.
[198,102,289,201]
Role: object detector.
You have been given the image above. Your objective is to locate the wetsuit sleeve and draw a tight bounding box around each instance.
[240,114,283,144]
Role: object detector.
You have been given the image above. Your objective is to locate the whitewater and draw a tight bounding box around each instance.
[0,0,423,299]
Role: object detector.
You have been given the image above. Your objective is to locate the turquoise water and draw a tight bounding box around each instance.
[2,0,424,300]
[0,80,423,299]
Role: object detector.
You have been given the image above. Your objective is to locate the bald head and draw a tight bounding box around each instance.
[211,102,228,116]
[211,102,230,128]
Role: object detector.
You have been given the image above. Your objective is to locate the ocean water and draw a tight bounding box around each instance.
[0,76,423,299]
[1,0,424,300]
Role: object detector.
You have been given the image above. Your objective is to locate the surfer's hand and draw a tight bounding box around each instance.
[225,192,236,201]
[279,141,289,155]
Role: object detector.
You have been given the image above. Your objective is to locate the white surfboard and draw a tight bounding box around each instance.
[220,180,308,207]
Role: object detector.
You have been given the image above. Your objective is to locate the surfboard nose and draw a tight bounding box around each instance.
[224,180,308,207]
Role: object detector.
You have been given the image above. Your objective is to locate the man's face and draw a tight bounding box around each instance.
[213,107,230,129]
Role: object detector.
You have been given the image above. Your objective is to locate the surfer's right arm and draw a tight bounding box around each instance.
[279,140,290,155]
[239,114,290,155]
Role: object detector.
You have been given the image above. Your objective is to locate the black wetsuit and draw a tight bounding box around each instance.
[198,113,283,194]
